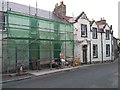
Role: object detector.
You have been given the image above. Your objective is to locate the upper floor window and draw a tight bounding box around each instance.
[106,44,110,57]
[92,27,97,39]
[106,30,110,40]
[81,24,87,37]
[93,44,98,58]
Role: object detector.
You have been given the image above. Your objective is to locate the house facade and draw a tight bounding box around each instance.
[71,12,113,64]
[0,1,115,73]
[73,12,91,64]
[90,20,102,63]
[0,1,74,73]
[102,24,113,61]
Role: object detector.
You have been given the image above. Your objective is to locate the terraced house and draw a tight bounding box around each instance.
[68,12,113,64]
[0,1,74,73]
[0,1,115,74]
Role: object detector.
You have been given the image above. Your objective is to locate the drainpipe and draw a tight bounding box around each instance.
[89,25,92,64]
[89,41,91,64]
[101,32,103,63]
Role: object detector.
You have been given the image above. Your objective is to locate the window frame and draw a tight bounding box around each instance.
[93,44,98,58]
[106,30,110,40]
[106,44,110,57]
[92,27,97,39]
[81,24,87,37]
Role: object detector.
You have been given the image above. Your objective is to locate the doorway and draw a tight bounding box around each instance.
[82,45,87,64]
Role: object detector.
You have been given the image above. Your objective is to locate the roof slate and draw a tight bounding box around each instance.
[2,1,66,23]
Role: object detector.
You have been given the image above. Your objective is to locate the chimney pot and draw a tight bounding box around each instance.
[55,3,58,7]
[53,1,66,19]
[103,17,104,20]
[60,1,63,5]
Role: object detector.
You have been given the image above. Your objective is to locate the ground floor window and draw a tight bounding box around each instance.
[106,44,110,57]
[93,44,98,58]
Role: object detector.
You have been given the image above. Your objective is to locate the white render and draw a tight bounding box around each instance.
[74,14,91,63]
[73,13,113,63]
[90,22,102,62]
[102,24,112,61]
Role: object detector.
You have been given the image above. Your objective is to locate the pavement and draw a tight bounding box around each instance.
[2,60,116,84]
[2,65,81,83]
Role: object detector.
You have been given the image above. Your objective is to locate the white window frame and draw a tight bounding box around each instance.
[81,24,87,37]
[93,44,98,58]
[92,27,97,39]
[106,44,110,57]
[106,30,110,40]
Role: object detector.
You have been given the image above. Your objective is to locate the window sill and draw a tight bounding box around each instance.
[106,55,110,57]
[81,36,87,38]
[93,56,98,58]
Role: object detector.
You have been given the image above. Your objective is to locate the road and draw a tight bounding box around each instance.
[2,59,118,88]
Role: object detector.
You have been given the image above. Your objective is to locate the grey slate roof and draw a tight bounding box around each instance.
[2,1,66,23]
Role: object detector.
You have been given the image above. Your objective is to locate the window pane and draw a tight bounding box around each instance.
[81,24,87,37]
[106,30,110,40]
[93,44,98,58]
[106,44,110,56]
[92,28,97,39]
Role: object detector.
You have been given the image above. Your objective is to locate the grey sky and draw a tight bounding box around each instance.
[1,0,119,38]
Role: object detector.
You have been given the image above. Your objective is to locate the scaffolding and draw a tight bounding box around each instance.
[2,9,74,73]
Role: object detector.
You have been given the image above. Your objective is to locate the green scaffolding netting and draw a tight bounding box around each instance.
[2,11,74,72]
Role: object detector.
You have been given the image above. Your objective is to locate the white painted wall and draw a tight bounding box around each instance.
[102,25,112,61]
[77,19,91,39]
[73,15,112,63]
[74,17,91,63]
[90,22,102,62]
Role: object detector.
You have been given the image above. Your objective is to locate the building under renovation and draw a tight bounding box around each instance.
[0,1,74,73]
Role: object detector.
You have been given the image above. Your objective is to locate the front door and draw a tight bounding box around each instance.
[82,45,87,64]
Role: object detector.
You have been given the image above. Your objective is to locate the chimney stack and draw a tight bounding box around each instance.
[110,25,112,29]
[53,1,66,19]
[60,1,63,5]
[97,17,106,25]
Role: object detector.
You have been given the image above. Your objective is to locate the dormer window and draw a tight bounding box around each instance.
[106,30,110,40]
[92,27,97,39]
[81,24,87,37]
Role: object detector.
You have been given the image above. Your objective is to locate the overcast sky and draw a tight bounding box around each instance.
[1,0,119,38]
